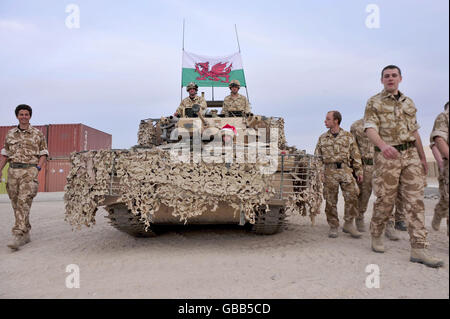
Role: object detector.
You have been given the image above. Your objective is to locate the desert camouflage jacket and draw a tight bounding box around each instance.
[221,94,251,115]
[350,118,375,160]
[1,125,48,164]
[363,90,419,146]
[315,128,363,177]
[430,109,449,146]
[176,95,207,117]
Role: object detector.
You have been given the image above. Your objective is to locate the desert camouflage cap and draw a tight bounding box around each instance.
[186,82,198,91]
[229,80,240,88]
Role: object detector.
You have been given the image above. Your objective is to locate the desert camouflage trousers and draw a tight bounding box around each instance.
[6,167,39,236]
[434,160,449,220]
[357,164,374,218]
[357,164,406,223]
[389,192,406,223]
[323,167,359,228]
[370,148,428,248]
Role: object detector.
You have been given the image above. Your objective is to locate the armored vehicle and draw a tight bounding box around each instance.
[64,97,323,237]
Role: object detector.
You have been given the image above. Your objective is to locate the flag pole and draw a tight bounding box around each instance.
[234,24,241,53]
[234,24,249,103]
[180,19,185,102]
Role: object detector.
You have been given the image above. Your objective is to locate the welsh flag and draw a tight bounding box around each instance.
[182,51,246,87]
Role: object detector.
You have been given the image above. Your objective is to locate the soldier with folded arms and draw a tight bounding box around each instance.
[0,104,48,251]
[363,65,443,268]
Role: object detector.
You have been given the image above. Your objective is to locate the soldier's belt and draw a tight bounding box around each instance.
[10,163,37,169]
[324,162,346,169]
[362,158,374,165]
[374,141,415,153]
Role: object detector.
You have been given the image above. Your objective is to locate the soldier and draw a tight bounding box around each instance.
[364,65,443,268]
[221,80,251,116]
[315,111,363,239]
[350,118,374,233]
[175,82,207,117]
[430,101,449,235]
[0,104,48,251]
[351,118,407,239]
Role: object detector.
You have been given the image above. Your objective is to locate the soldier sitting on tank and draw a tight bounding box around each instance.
[174,82,207,118]
[221,80,251,117]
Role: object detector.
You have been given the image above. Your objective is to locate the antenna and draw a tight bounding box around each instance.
[234,24,241,53]
[234,24,249,102]
[180,19,185,102]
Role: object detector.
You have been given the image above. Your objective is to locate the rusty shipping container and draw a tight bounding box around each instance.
[46,159,71,192]
[47,124,112,158]
[38,161,47,192]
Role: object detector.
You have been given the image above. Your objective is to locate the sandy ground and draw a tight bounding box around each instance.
[0,186,448,299]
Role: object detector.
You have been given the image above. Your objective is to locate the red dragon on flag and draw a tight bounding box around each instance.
[195,62,232,83]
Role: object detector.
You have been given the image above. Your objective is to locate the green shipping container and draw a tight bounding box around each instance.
[0,163,9,194]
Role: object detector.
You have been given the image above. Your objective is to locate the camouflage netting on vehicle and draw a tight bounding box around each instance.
[272,117,286,149]
[64,148,280,230]
[282,153,323,224]
[137,120,160,147]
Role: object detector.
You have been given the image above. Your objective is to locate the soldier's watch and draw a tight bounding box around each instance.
[37,165,41,171]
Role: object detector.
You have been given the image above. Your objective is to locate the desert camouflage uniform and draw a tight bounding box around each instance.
[315,129,362,227]
[389,192,406,223]
[1,126,48,236]
[350,118,374,219]
[221,94,251,115]
[176,95,207,117]
[364,90,428,248]
[430,109,449,222]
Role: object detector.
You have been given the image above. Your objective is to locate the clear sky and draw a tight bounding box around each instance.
[0,0,448,153]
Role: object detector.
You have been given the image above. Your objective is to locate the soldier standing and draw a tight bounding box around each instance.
[351,118,406,240]
[430,102,449,235]
[175,82,207,117]
[315,111,363,239]
[0,104,48,251]
[364,65,443,268]
[350,118,374,233]
[221,80,251,116]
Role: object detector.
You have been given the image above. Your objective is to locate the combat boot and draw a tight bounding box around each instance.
[385,222,399,241]
[355,217,366,232]
[328,227,338,238]
[342,220,362,238]
[394,220,407,231]
[371,236,385,253]
[7,235,22,251]
[410,248,444,268]
[431,213,442,231]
